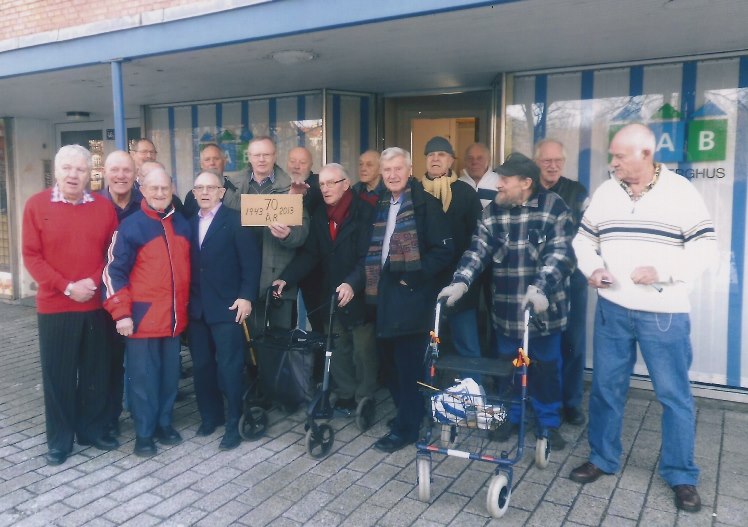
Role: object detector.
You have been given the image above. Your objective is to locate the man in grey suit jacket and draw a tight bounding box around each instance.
[223,136,309,331]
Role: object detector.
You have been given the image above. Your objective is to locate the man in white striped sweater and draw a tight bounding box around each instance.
[569,123,717,514]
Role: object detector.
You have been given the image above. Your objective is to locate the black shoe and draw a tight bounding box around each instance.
[45,449,69,466]
[219,427,242,451]
[545,428,567,450]
[490,421,518,442]
[564,407,586,426]
[155,426,183,446]
[195,422,222,437]
[106,420,121,438]
[373,432,410,453]
[569,462,611,484]
[334,397,357,411]
[133,436,156,457]
[78,434,120,451]
[386,417,397,429]
[673,484,702,512]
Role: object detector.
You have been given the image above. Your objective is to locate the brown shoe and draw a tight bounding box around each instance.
[569,462,610,484]
[673,485,701,512]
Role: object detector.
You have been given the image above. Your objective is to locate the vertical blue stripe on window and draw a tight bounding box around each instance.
[360,96,369,153]
[216,103,223,136]
[332,94,341,163]
[268,98,277,141]
[579,71,594,193]
[533,75,548,142]
[297,96,305,146]
[191,105,199,179]
[168,107,177,186]
[727,57,748,387]
[629,65,644,96]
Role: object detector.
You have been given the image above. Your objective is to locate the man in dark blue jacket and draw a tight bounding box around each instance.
[365,148,454,453]
[188,171,261,450]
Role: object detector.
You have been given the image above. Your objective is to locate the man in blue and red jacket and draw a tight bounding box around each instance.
[103,165,191,458]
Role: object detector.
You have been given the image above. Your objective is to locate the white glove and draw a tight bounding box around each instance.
[522,285,549,313]
[438,282,468,307]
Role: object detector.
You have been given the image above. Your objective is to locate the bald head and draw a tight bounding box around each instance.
[464,143,491,182]
[358,150,381,188]
[286,147,313,182]
[104,150,136,200]
[609,123,657,185]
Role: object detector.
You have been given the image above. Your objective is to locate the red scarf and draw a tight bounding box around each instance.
[326,189,353,240]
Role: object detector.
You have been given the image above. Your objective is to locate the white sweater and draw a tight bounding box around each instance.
[573,165,717,313]
[459,169,499,209]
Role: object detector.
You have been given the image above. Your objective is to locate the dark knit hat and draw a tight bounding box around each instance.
[495,152,540,185]
[424,136,455,157]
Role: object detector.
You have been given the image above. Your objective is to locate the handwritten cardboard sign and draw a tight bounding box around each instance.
[241,194,303,226]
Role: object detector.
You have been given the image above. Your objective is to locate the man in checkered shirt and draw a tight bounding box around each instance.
[438,152,575,449]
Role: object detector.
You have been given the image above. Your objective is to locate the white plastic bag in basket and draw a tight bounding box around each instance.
[431,378,485,425]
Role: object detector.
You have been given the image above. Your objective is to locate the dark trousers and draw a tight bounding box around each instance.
[125,336,181,438]
[378,333,429,441]
[37,309,110,452]
[104,317,125,426]
[188,318,247,426]
[562,269,588,410]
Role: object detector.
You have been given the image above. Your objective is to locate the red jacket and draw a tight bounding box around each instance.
[103,201,191,338]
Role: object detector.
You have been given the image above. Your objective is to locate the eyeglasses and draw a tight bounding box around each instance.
[538,158,565,167]
[193,185,221,193]
[319,178,346,189]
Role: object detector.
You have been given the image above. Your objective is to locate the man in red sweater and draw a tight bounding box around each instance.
[22,144,119,466]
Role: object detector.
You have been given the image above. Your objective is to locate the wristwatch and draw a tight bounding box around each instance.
[64,283,73,297]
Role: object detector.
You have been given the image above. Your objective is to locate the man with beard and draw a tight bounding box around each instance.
[439,152,574,450]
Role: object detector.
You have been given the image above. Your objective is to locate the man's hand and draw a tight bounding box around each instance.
[438,282,468,307]
[68,279,97,303]
[229,298,252,324]
[336,283,354,307]
[116,317,134,337]
[589,268,615,289]
[522,285,549,313]
[631,266,658,286]
[272,279,286,298]
[289,181,310,196]
[268,222,291,240]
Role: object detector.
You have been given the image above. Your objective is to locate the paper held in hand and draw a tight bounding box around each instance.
[241,194,303,226]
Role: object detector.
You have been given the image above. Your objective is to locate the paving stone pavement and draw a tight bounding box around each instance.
[0,300,746,526]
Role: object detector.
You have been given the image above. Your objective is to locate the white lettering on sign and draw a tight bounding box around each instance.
[656,133,675,153]
[699,130,715,151]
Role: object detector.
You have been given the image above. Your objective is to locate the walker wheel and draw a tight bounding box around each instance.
[440,424,457,448]
[355,397,376,431]
[305,423,335,459]
[238,407,267,441]
[535,436,550,469]
[417,455,431,502]
[486,473,511,518]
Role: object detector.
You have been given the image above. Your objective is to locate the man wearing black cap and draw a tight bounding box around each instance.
[438,152,575,450]
[421,136,482,364]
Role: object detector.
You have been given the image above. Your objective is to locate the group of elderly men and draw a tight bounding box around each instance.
[23,123,715,513]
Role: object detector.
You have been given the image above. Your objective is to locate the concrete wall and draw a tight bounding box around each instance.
[11,118,54,298]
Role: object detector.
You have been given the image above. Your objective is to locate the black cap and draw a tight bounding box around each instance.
[424,136,455,157]
[494,152,540,185]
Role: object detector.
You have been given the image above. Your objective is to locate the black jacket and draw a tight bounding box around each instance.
[374,180,454,338]
[439,178,482,313]
[280,192,374,329]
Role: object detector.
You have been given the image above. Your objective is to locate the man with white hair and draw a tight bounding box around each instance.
[569,123,717,513]
[23,144,119,465]
[459,142,499,208]
[103,165,191,458]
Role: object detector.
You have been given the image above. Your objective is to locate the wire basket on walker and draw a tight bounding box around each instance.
[415,301,551,519]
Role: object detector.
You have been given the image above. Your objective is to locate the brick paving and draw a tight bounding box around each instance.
[0,300,746,526]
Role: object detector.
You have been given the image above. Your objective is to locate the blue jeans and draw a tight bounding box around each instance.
[495,332,562,429]
[447,308,481,358]
[588,297,698,487]
[562,269,588,409]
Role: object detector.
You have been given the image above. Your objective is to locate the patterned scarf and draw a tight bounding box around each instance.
[421,170,458,212]
[365,185,422,303]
